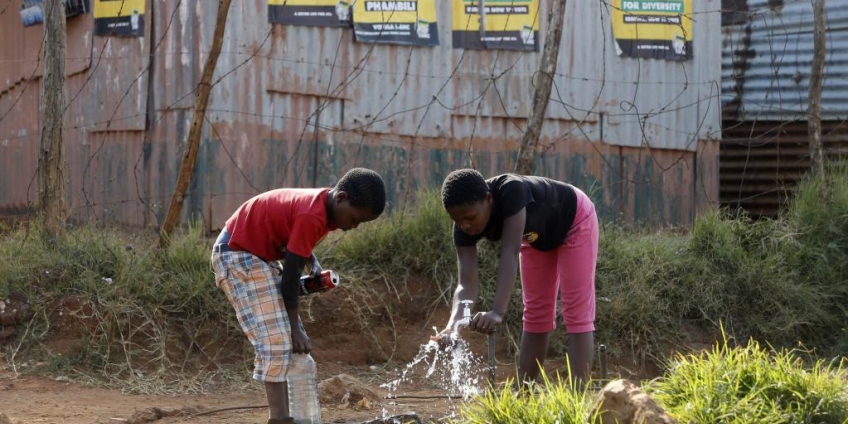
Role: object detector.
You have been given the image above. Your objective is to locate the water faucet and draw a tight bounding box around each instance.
[452,300,474,332]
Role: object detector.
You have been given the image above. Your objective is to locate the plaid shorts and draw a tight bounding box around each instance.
[211,250,300,382]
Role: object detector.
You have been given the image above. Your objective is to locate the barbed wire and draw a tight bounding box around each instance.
[1,0,839,225]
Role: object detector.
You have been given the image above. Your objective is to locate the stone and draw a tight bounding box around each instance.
[592,379,678,424]
[318,374,381,406]
[360,413,422,424]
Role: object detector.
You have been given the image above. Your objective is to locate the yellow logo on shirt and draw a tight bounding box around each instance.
[523,231,539,243]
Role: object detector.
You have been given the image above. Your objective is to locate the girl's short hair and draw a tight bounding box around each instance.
[441,169,488,208]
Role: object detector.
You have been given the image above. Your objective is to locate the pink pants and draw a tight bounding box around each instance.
[519,186,598,334]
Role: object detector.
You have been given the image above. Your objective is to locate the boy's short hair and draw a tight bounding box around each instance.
[335,168,387,215]
[441,168,488,209]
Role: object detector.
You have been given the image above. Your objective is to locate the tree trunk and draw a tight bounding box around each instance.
[159,0,233,247]
[514,0,567,175]
[39,0,67,240]
[808,0,826,177]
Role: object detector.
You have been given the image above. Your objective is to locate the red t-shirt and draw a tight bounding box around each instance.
[224,188,336,262]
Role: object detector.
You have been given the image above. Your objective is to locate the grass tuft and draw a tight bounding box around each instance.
[647,329,848,424]
[2,164,848,395]
[457,372,598,424]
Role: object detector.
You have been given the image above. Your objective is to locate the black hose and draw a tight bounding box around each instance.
[385,394,453,400]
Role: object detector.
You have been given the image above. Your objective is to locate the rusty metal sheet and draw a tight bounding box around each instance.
[1,2,44,93]
[722,0,848,121]
[696,138,720,214]
[0,80,39,213]
[0,1,93,93]
[153,0,207,111]
[618,146,698,225]
[0,0,722,228]
[555,0,722,151]
[76,0,151,135]
[82,36,150,132]
[343,43,452,138]
[63,130,151,225]
[452,50,536,119]
[720,120,848,217]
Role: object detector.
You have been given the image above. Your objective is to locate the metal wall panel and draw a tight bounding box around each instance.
[560,0,723,151]
[722,0,848,121]
[0,81,39,215]
[721,120,848,217]
[0,0,721,227]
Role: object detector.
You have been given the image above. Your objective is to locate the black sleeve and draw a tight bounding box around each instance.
[499,179,533,218]
[453,223,482,246]
[282,252,308,310]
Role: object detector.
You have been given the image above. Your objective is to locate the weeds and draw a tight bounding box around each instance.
[595,164,848,365]
[457,373,598,424]
[647,330,848,424]
[1,164,847,397]
[0,222,247,392]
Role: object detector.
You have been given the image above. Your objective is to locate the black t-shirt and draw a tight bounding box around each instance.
[453,174,578,251]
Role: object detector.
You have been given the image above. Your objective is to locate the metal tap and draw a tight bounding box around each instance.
[452,300,474,332]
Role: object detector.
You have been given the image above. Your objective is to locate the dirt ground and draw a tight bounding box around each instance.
[0,332,524,424]
[0,275,667,424]
[0,369,463,423]
[0,278,527,424]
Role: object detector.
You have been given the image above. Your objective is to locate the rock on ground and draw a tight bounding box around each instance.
[318,374,382,406]
[359,413,422,424]
[592,379,678,424]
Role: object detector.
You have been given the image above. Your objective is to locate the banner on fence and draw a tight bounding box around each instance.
[269,0,352,27]
[353,0,439,46]
[94,0,145,37]
[451,0,539,51]
[611,0,693,61]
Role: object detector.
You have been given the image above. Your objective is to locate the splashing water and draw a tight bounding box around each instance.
[379,327,488,418]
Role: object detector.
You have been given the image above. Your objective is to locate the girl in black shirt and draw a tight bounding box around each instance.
[436,169,599,387]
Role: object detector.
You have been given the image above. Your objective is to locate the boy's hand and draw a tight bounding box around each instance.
[309,254,323,276]
[292,327,312,354]
[470,310,501,334]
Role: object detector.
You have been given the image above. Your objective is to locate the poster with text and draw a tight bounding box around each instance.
[611,0,693,61]
[269,0,351,27]
[353,1,439,46]
[451,0,539,51]
[94,0,145,37]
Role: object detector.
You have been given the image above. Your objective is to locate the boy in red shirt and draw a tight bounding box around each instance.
[211,168,386,424]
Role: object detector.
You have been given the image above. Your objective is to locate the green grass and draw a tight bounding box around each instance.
[457,373,598,424]
[1,164,847,398]
[595,163,848,363]
[646,331,848,424]
[0,222,245,392]
[457,332,848,424]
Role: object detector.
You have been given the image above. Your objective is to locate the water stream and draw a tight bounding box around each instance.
[379,328,489,419]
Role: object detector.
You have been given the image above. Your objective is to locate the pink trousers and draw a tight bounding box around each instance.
[519,186,599,334]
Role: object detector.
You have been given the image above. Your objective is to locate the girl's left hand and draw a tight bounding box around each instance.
[470,310,502,334]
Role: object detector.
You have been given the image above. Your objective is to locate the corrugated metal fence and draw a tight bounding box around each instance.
[721,0,848,217]
[1,0,722,229]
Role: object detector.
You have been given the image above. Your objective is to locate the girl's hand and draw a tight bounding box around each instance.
[470,310,501,334]
[430,329,457,349]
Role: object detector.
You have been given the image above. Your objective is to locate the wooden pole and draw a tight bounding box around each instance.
[159,0,233,247]
[39,0,67,240]
[514,0,567,175]
[808,0,827,177]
